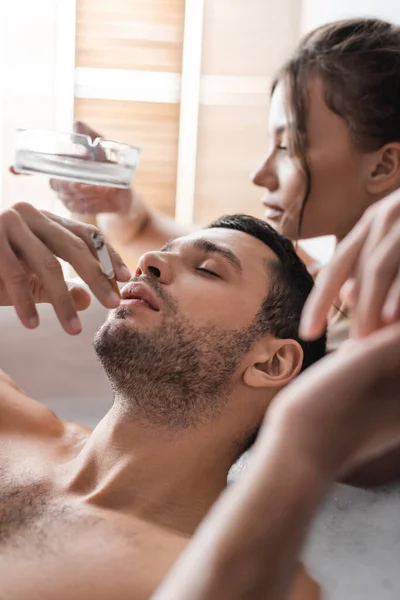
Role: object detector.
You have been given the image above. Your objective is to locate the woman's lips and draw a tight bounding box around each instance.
[264,206,284,220]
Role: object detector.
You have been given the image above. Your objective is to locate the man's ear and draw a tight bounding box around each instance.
[366,144,400,196]
[243,338,303,390]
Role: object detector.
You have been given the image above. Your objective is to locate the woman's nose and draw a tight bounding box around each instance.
[252,158,279,192]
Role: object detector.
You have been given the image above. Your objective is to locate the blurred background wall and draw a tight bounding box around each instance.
[2,0,400,262]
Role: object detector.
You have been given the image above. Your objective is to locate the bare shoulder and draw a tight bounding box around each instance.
[0,368,64,437]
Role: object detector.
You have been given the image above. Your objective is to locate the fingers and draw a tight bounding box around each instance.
[339,278,357,309]
[9,166,27,176]
[41,210,131,282]
[50,178,120,214]
[61,195,112,215]
[104,243,131,281]
[0,203,130,333]
[0,269,91,330]
[50,179,110,199]
[299,213,371,340]
[73,120,102,141]
[35,277,92,313]
[18,210,121,308]
[263,322,400,481]
[354,223,400,337]
[10,228,82,335]
[383,268,400,324]
[0,235,38,327]
[0,209,79,333]
[68,284,92,312]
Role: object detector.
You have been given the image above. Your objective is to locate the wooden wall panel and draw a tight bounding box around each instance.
[194,0,302,224]
[76,0,185,72]
[74,98,180,216]
[194,104,268,225]
[74,0,303,226]
[201,0,302,76]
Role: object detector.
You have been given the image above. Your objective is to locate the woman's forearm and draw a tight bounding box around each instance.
[153,424,326,600]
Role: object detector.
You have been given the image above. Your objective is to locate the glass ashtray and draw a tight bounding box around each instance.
[14,128,141,189]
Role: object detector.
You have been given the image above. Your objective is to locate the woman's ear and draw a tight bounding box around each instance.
[366,144,400,196]
[243,339,303,390]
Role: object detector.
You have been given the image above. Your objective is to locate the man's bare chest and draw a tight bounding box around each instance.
[0,461,185,600]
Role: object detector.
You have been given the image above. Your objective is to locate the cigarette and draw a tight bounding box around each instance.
[91,231,121,298]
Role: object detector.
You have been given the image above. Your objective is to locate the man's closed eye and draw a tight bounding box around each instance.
[196,267,221,278]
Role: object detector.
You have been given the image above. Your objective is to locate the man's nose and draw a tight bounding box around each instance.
[135,251,172,285]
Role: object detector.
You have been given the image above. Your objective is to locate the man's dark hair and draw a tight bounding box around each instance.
[209,214,326,371]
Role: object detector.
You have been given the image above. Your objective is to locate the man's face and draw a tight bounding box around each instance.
[94,228,279,428]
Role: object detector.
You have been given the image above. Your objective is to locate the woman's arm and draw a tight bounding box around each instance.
[153,430,323,600]
[50,122,191,253]
[153,323,400,600]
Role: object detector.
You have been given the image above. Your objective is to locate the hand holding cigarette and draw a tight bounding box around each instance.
[0,202,131,334]
[91,230,121,297]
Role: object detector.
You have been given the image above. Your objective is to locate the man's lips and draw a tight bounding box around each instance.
[120,282,161,311]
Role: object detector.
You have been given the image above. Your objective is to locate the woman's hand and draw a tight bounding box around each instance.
[300,190,400,340]
[0,202,131,334]
[49,121,134,216]
[266,323,400,482]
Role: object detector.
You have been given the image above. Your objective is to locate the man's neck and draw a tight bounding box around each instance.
[64,404,236,535]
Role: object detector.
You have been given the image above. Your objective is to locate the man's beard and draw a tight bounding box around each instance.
[93,279,264,429]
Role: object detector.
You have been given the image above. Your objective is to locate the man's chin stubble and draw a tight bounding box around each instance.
[93,314,256,430]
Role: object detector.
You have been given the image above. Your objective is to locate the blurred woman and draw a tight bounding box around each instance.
[53,18,400,349]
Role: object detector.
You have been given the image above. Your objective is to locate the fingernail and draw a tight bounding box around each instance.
[69,316,82,334]
[28,315,39,329]
[383,300,397,323]
[108,291,121,306]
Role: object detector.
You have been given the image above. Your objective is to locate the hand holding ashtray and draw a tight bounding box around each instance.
[14,128,141,189]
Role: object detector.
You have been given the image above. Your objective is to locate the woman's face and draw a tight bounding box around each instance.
[252,78,371,240]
